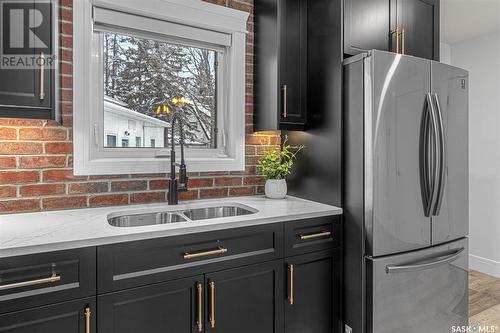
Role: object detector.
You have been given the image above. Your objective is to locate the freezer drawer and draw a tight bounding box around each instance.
[366,238,468,333]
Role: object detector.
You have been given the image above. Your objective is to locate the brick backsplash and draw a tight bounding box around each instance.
[0,0,279,214]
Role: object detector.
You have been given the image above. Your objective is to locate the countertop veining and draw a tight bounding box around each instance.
[0,195,342,258]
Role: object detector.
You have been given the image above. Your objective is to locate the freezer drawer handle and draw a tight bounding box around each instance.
[385,247,465,274]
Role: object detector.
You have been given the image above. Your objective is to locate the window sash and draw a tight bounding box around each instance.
[92,6,232,47]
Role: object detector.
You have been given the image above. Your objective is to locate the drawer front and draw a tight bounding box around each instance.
[98,223,284,293]
[0,247,96,314]
[284,216,340,256]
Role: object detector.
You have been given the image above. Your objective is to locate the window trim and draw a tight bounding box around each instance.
[73,0,249,175]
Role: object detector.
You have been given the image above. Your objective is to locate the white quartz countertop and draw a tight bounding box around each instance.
[0,195,342,258]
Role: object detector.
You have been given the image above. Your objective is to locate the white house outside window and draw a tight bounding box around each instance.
[73,0,248,175]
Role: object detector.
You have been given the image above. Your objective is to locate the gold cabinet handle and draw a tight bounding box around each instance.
[85,306,91,333]
[391,27,400,53]
[209,281,216,328]
[400,28,406,54]
[196,283,203,332]
[299,231,331,240]
[288,264,294,305]
[282,84,288,118]
[0,273,60,291]
[39,52,45,101]
[183,247,227,260]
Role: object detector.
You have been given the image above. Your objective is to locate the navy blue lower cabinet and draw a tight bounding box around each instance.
[98,276,203,333]
[0,217,341,333]
[284,249,342,333]
[0,297,95,333]
[204,260,284,333]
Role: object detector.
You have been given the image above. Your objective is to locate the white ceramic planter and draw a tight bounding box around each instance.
[264,179,287,199]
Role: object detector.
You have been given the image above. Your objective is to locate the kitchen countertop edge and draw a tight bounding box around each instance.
[0,195,342,258]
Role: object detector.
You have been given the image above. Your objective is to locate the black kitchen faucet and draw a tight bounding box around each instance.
[167,111,188,205]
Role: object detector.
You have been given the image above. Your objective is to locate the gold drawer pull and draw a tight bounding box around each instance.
[85,306,91,333]
[0,273,61,291]
[183,247,227,260]
[196,283,203,332]
[288,264,294,305]
[209,281,216,328]
[299,231,331,240]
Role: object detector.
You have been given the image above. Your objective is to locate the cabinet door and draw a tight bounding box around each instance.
[397,0,439,60]
[0,297,95,333]
[0,0,53,118]
[98,276,203,333]
[279,0,307,127]
[344,0,392,55]
[284,249,341,333]
[205,260,284,333]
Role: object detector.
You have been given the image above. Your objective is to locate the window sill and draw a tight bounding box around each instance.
[73,155,245,175]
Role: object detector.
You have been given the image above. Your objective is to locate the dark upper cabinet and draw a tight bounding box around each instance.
[344,0,392,54]
[396,0,440,60]
[98,276,202,333]
[278,0,308,127]
[0,297,95,333]
[0,0,55,119]
[205,260,284,333]
[344,0,440,60]
[284,249,341,333]
[254,0,308,131]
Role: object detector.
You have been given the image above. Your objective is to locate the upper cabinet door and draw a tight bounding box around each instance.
[397,0,440,60]
[344,0,392,54]
[254,0,308,131]
[279,0,307,127]
[0,0,54,119]
[344,0,439,60]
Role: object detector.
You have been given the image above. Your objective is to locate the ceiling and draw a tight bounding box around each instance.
[441,0,500,44]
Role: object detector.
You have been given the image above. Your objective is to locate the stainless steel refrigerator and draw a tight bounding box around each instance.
[343,50,469,333]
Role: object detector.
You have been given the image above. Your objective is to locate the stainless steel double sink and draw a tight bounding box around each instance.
[108,205,256,227]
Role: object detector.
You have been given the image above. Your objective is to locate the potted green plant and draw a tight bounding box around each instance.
[258,139,304,199]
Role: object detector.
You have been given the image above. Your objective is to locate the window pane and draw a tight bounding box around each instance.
[106,135,117,147]
[102,32,218,149]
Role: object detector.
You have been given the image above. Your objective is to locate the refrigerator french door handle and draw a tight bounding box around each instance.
[432,93,446,216]
[421,98,431,216]
[424,93,440,217]
[385,247,465,274]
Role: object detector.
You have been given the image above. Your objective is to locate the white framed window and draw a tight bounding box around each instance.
[73,0,249,175]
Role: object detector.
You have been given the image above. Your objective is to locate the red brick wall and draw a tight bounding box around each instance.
[0,0,278,214]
